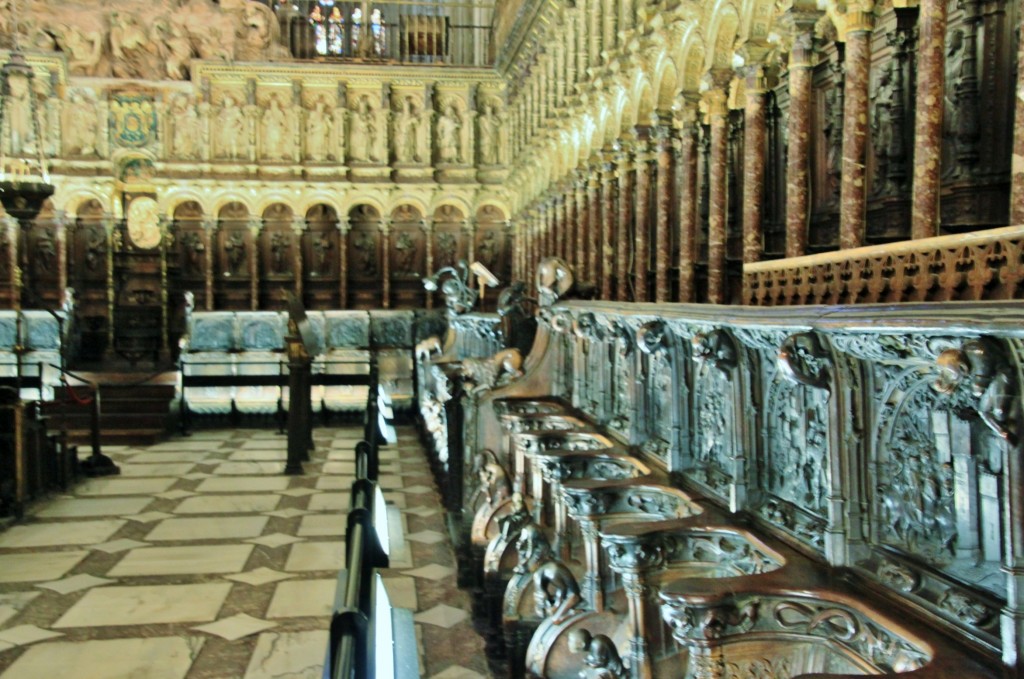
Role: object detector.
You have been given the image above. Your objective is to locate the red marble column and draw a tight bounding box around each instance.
[705,86,729,304]
[1013,0,1024,223]
[615,142,633,301]
[575,179,588,281]
[633,130,652,302]
[910,0,946,239]
[785,29,815,258]
[742,66,767,266]
[586,174,600,287]
[839,11,874,250]
[653,125,675,302]
[600,155,616,300]
[677,100,699,303]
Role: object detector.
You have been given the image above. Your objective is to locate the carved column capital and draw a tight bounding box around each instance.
[420,217,434,234]
[602,534,666,575]
[336,216,351,235]
[247,217,263,234]
[290,216,306,234]
[700,86,729,118]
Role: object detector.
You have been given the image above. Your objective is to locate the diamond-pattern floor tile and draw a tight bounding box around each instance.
[264,507,310,519]
[245,533,304,548]
[223,568,295,587]
[193,613,278,640]
[398,485,434,495]
[123,511,175,523]
[278,488,317,497]
[154,489,197,500]
[414,604,469,629]
[405,530,445,545]
[402,564,455,581]
[402,506,440,518]
[90,538,148,553]
[36,574,115,595]
[0,625,64,646]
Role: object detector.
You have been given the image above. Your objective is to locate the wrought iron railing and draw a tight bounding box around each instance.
[276,0,494,67]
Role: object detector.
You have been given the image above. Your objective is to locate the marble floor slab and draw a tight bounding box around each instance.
[212,461,283,476]
[34,497,152,519]
[76,478,177,496]
[53,583,232,627]
[124,452,211,464]
[146,516,269,541]
[283,541,345,572]
[172,494,280,514]
[296,514,344,538]
[119,463,196,477]
[3,636,201,679]
[228,449,288,461]
[307,493,350,512]
[195,476,291,493]
[108,545,254,576]
[265,579,335,618]
[0,552,88,583]
[0,520,125,549]
[244,630,327,679]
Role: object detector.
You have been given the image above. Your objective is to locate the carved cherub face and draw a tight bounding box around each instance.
[567,628,590,654]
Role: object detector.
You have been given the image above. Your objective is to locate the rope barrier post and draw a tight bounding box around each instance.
[76,381,119,477]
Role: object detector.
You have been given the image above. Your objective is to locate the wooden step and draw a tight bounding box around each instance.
[67,428,168,447]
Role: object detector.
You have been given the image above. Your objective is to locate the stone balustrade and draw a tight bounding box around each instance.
[744,225,1024,306]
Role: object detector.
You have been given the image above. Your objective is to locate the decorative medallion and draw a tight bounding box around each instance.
[126,197,161,249]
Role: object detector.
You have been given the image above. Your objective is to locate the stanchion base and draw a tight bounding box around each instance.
[283,461,304,475]
[80,454,121,477]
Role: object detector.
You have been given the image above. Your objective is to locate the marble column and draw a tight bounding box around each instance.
[839,9,875,250]
[615,141,633,301]
[633,130,652,302]
[910,0,946,239]
[422,219,434,309]
[742,65,768,266]
[202,218,216,311]
[337,217,350,307]
[600,154,617,300]
[379,219,391,309]
[586,173,600,286]
[1012,0,1024,222]
[289,217,304,303]
[574,179,588,281]
[704,81,730,304]
[677,99,699,303]
[784,26,816,258]
[248,218,261,311]
[653,124,675,302]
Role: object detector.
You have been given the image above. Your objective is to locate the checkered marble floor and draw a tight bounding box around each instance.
[0,426,491,679]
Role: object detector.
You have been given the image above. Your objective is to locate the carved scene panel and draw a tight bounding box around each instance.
[67,199,109,359]
[389,205,425,308]
[430,205,467,307]
[259,203,295,309]
[302,204,339,308]
[171,201,208,310]
[214,202,253,310]
[24,206,62,307]
[347,204,382,309]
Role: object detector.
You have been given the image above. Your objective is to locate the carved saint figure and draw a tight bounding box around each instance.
[110,11,154,79]
[349,95,378,163]
[304,96,333,161]
[55,23,103,77]
[34,231,56,274]
[567,628,628,679]
[261,94,290,160]
[478,104,499,165]
[513,522,550,574]
[170,95,200,160]
[224,231,246,275]
[4,69,34,156]
[312,233,332,274]
[477,230,498,268]
[64,90,99,157]
[180,231,205,275]
[392,96,420,163]
[353,230,377,275]
[216,95,247,160]
[394,231,416,275]
[437,104,461,163]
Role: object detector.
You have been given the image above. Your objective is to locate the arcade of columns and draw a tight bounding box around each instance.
[501,0,1024,305]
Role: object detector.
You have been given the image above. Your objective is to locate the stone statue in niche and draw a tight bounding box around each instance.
[180,231,205,275]
[870,61,901,195]
[394,231,416,276]
[261,94,291,160]
[34,230,56,274]
[567,628,628,679]
[224,232,246,275]
[436,232,458,268]
[477,103,500,165]
[942,30,965,177]
[532,558,582,623]
[63,90,100,157]
[311,233,332,275]
[477,230,498,269]
[349,95,379,163]
[436,103,462,163]
[216,95,247,160]
[304,96,333,161]
[4,67,35,156]
[392,96,420,163]
[353,230,377,275]
[169,95,201,160]
[270,232,290,274]
[85,226,106,271]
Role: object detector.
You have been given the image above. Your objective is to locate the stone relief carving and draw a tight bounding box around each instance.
[692,360,734,497]
[777,332,831,392]
[214,95,248,160]
[436,102,463,164]
[567,629,628,679]
[303,95,334,162]
[63,89,102,157]
[477,101,502,165]
[391,96,423,164]
[933,337,1018,443]
[691,329,737,376]
[937,589,995,627]
[260,93,296,161]
[349,94,380,163]
[168,94,201,160]
[638,320,673,457]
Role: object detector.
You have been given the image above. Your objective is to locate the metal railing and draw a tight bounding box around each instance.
[277,0,494,66]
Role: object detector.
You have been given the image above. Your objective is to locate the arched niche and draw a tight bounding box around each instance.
[69,199,109,360]
[389,204,425,308]
[346,204,382,309]
[303,203,339,308]
[172,201,208,309]
[23,199,61,308]
[259,203,295,310]
[215,201,252,310]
